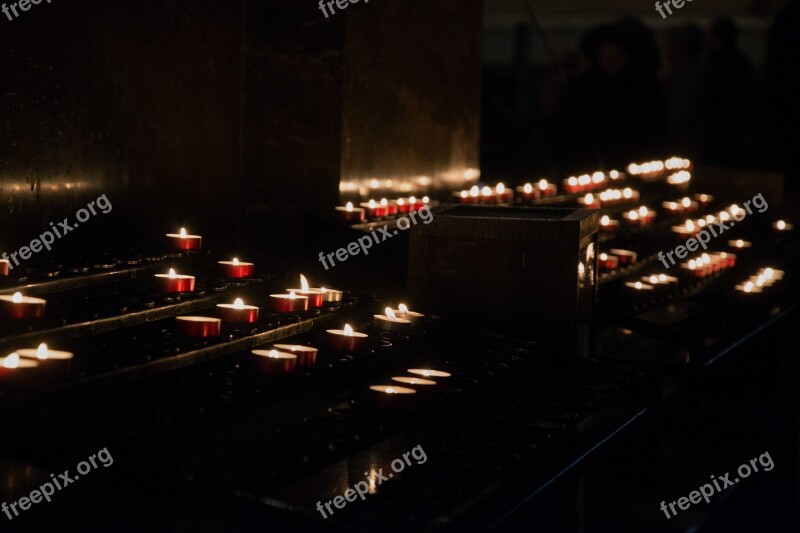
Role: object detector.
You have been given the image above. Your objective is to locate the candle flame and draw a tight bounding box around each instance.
[422,196,429,204]
[568,177,578,186]
[777,220,786,230]
[764,268,774,279]
[481,186,492,196]
[409,196,417,204]
[601,215,610,225]
[744,281,754,293]
[3,353,19,369]
[584,193,593,203]
[495,183,505,194]
[623,188,632,198]
[638,206,648,216]
[689,259,697,269]
[634,282,643,289]
[385,308,396,320]
[397,198,405,205]
[538,179,548,190]
[599,253,608,260]
[650,275,659,284]
[346,202,353,212]
[736,239,744,247]
[523,183,533,193]
[398,303,409,315]
[460,190,468,198]
[268,349,280,359]
[380,198,388,206]
[686,220,695,231]
[232,257,239,265]
[233,298,244,309]
[180,227,187,238]
[659,274,668,282]
[385,387,396,394]
[168,268,177,279]
[288,291,296,299]
[422,370,430,376]
[701,253,711,265]
[12,292,23,303]
[343,324,353,336]
[756,275,766,287]
[368,199,376,208]
[681,198,690,208]
[300,274,309,292]
[37,343,49,360]
[469,185,479,197]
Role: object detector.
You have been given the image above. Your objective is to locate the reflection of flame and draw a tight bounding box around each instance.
[346,202,353,212]
[233,298,244,309]
[343,324,353,336]
[3,353,19,369]
[37,343,49,360]
[300,274,309,292]
[385,308,396,320]
[232,258,239,265]
[398,304,409,315]
[168,268,177,279]
[12,292,23,303]
[180,228,187,238]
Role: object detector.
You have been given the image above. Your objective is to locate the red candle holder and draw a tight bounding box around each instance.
[538,180,557,197]
[360,201,388,219]
[287,275,325,307]
[273,344,318,367]
[609,249,637,266]
[326,324,368,352]
[269,292,309,313]
[251,349,298,375]
[175,316,221,337]
[218,258,254,279]
[155,269,195,293]
[336,203,365,223]
[394,199,412,214]
[216,299,259,323]
[0,259,9,277]
[599,216,620,234]
[516,183,541,201]
[166,228,202,250]
[598,253,619,271]
[381,199,398,216]
[0,293,46,319]
[563,177,580,194]
[369,385,417,410]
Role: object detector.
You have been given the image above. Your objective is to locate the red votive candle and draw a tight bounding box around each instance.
[538,179,557,197]
[326,324,368,352]
[269,291,309,313]
[0,259,9,277]
[166,227,202,250]
[609,249,637,266]
[155,269,195,293]
[175,316,221,337]
[600,215,620,234]
[360,200,388,219]
[336,202,365,223]
[516,183,541,201]
[369,385,417,410]
[394,198,412,214]
[216,298,259,323]
[380,198,398,216]
[251,349,297,375]
[563,177,580,194]
[286,274,324,308]
[0,292,46,319]
[218,258,254,279]
[273,344,319,367]
[0,353,40,386]
[598,253,619,271]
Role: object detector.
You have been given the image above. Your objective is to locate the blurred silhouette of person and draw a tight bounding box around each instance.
[663,23,705,159]
[703,17,754,165]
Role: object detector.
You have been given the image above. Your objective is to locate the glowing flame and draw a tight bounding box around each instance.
[623,188,633,199]
[3,353,19,369]
[689,259,697,269]
[423,196,430,204]
[681,198,691,208]
[380,198,388,206]
[385,387,397,394]
[180,228,187,238]
[756,275,766,287]
[686,220,695,231]
[764,268,774,279]
[300,274,309,292]
[397,198,405,205]
[736,240,744,247]
[346,202,353,212]
[12,292,23,303]
[398,303,409,315]
[385,308,397,321]
[495,183,505,194]
[702,254,711,265]
[600,253,608,260]
[233,298,244,309]
[584,193,594,204]
[481,186,492,196]
[232,258,239,265]
[659,274,668,282]
[777,220,786,230]
[601,215,610,225]
[538,179,548,190]
[629,211,639,221]
[639,206,648,216]
[523,183,533,194]
[460,191,468,198]
[37,343,49,360]
[368,199,376,208]
[168,268,177,279]
[409,196,417,204]
[469,186,479,197]
[743,281,754,293]
[634,282,643,289]
[288,291,296,299]
[650,275,659,284]
[568,177,578,186]
[720,212,730,221]
[268,349,280,359]
[343,324,353,336]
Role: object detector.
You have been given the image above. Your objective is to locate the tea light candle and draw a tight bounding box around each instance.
[578,193,600,209]
[391,376,438,399]
[695,193,714,206]
[318,287,343,303]
[680,259,707,278]
[563,176,580,194]
[372,307,411,332]
[17,343,73,374]
[625,281,655,292]
[369,385,417,410]
[360,200,388,219]
[394,198,412,214]
[273,344,318,367]
[251,349,297,375]
[218,258,254,279]
[538,179,557,197]
[391,303,424,324]
[680,197,699,213]
[175,316,221,337]
[269,291,309,313]
[0,259,9,277]
[408,368,451,380]
[166,227,202,250]
[662,201,685,216]
[735,281,762,294]
[0,292,46,319]
[326,323,368,352]
[718,252,736,268]
[600,215,620,234]
[381,198,398,215]
[598,253,619,271]
[728,239,752,250]
[217,298,259,323]
[609,249,637,266]
[516,183,540,201]
[0,352,40,384]
[494,183,512,203]
[773,220,794,232]
[155,268,195,293]
[286,274,324,308]
[672,220,697,239]
[336,202,366,223]
[642,274,679,286]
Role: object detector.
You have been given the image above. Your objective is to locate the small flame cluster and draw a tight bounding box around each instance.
[736,267,784,294]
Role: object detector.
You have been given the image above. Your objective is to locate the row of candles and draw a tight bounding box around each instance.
[336,197,430,223]
[735,267,784,294]
[627,157,692,178]
[0,343,73,383]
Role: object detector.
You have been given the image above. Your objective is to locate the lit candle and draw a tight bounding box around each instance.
[325,323,368,352]
[735,281,762,294]
[598,253,619,271]
[578,193,600,209]
[273,344,319,367]
[680,259,706,279]
[0,292,46,319]
[368,385,417,410]
[642,274,678,287]
[495,183,512,203]
[516,183,540,201]
[372,307,412,332]
[625,281,655,292]
[391,303,424,324]
[17,343,73,374]
[538,179,557,197]
[318,287,343,303]
[394,198,412,214]
[662,201,685,216]
[154,268,195,293]
[718,252,736,268]
[175,316,221,337]
[563,176,580,194]
[360,199,388,219]
[251,349,297,375]
[599,215,620,234]
[0,352,40,385]
[407,368,451,380]
[286,274,324,308]
[166,227,202,250]
[216,298,259,323]
[609,249,637,266]
[269,291,309,313]
[381,198,398,216]
[773,220,794,232]
[218,257,254,279]
[728,239,752,250]
[695,193,714,206]
[336,202,366,223]
[391,376,438,399]
[0,259,9,277]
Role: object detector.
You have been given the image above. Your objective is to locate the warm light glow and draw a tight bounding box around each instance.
[584,193,593,203]
[756,275,766,287]
[764,268,774,279]
[288,291,296,299]
[650,275,659,284]
[601,215,610,225]
[578,174,590,186]
[460,191,468,198]
[689,259,697,269]
[686,220,695,231]
[469,185,479,197]
[397,198,405,205]
[180,228,187,238]
[385,308,397,321]
[268,349,280,359]
[538,179,548,190]
[495,183,505,194]
[701,253,711,265]
[568,177,578,186]
[523,183,533,194]
[409,196,417,204]
[380,198,388,206]
[600,253,608,260]
[634,282,643,289]
[233,298,244,309]
[777,220,786,230]
[398,303,409,315]
[168,268,177,279]
[720,211,730,221]
[481,186,492,196]
[422,196,429,204]
[300,274,309,292]
[385,387,397,394]
[610,170,620,179]
[638,206,648,216]
[730,204,740,215]
[592,171,604,183]
[3,353,19,369]
[343,324,353,336]
[37,343,49,360]
[12,292,23,303]
[629,211,639,220]
[346,202,354,212]
[744,281,754,293]
[368,199,377,208]
[623,188,633,199]
[232,258,240,265]
[736,240,744,247]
